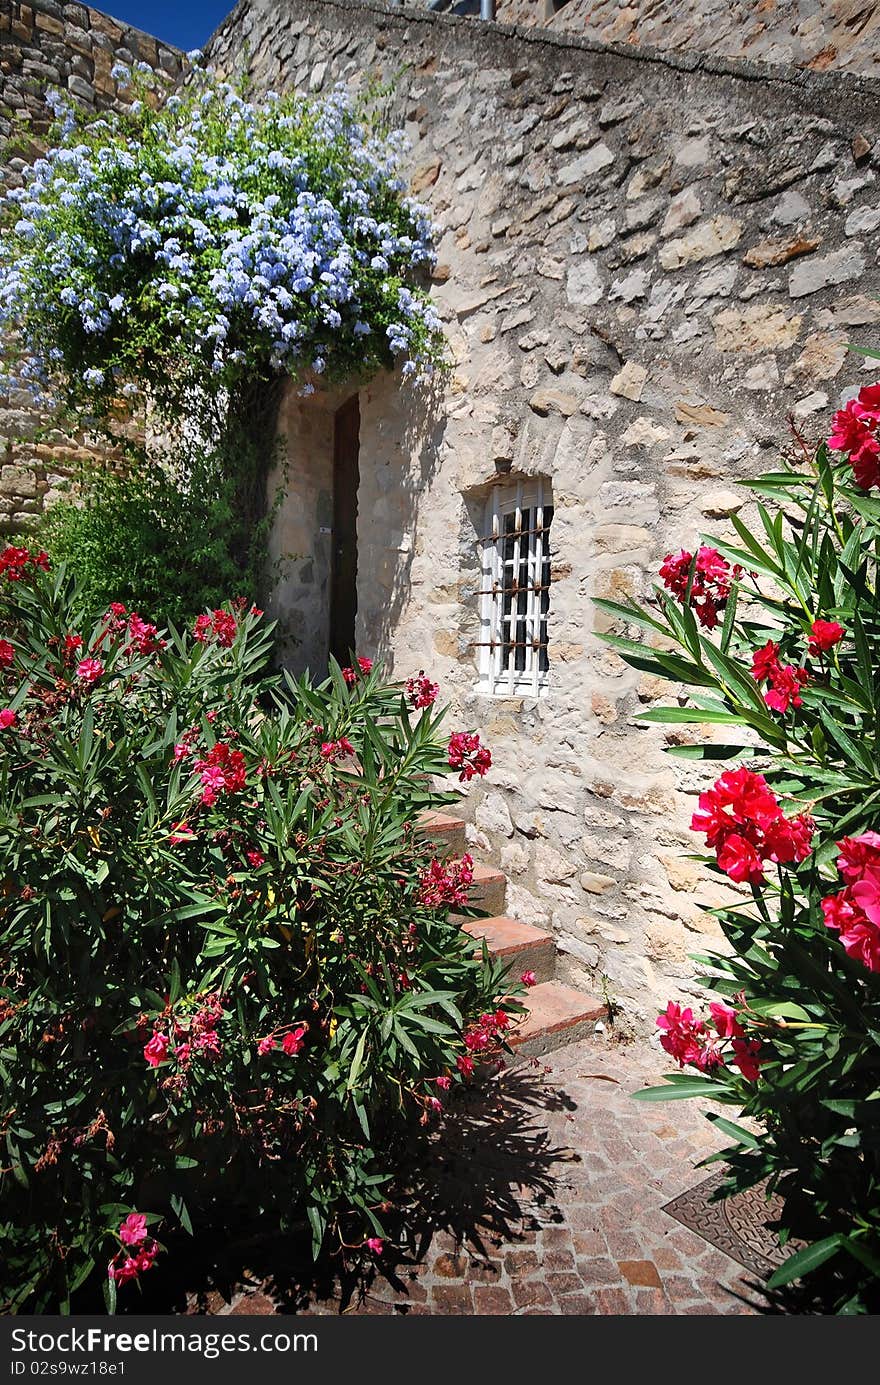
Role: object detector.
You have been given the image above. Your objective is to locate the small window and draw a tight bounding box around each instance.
[477,478,553,697]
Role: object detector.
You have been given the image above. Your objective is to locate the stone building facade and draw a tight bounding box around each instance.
[495,0,880,78]
[4,0,880,1025]
[0,1,185,531]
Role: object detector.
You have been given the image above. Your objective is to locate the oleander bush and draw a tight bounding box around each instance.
[0,554,512,1314]
[598,379,880,1313]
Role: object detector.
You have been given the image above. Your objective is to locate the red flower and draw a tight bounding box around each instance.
[143,1031,169,1068]
[447,731,492,781]
[257,1036,276,1055]
[731,1038,763,1082]
[108,1233,159,1285]
[193,742,247,805]
[319,737,354,762]
[717,833,766,885]
[119,1213,148,1247]
[76,657,104,684]
[656,1001,708,1067]
[762,813,814,865]
[750,640,808,714]
[0,708,17,730]
[418,854,474,910]
[365,1237,384,1254]
[456,1054,475,1077]
[808,619,844,655]
[708,1001,742,1040]
[521,970,537,988]
[125,612,164,656]
[435,1075,452,1090]
[0,639,14,668]
[193,609,237,647]
[822,832,880,972]
[837,831,880,884]
[405,670,439,709]
[0,546,49,581]
[750,640,780,683]
[659,546,737,629]
[691,766,813,885]
[168,821,195,845]
[763,663,808,715]
[281,1025,307,1056]
[828,385,880,490]
[342,656,372,685]
[246,848,265,868]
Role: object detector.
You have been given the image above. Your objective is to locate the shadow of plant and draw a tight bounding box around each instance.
[107,1062,571,1316]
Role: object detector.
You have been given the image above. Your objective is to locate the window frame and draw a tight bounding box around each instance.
[476,477,552,698]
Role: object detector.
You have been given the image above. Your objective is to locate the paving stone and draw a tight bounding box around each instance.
[618,1258,663,1288]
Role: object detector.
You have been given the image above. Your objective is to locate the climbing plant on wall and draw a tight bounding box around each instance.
[0,58,444,608]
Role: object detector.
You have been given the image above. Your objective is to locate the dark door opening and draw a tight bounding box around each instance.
[329,394,360,667]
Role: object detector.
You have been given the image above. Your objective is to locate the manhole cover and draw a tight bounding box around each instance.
[663,1169,796,1279]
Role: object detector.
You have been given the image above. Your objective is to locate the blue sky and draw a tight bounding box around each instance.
[101,1,235,51]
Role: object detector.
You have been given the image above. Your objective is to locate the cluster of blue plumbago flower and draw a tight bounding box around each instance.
[0,62,444,418]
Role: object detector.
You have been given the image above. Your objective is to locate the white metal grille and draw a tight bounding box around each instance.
[477,479,553,697]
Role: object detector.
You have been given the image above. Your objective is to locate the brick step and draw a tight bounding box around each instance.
[466,862,506,916]
[462,915,556,984]
[417,809,468,856]
[509,980,606,1058]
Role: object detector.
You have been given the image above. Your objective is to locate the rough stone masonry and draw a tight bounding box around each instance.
[3,0,880,1026]
[206,0,880,1026]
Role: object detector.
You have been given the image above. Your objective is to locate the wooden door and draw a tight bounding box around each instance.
[329,394,360,667]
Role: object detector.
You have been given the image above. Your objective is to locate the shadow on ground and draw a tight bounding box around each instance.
[118,1062,572,1315]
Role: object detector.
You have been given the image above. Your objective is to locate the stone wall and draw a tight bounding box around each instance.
[495,1,880,78]
[207,0,880,1024]
[0,2,184,531]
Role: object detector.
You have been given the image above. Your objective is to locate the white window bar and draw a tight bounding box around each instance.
[477,479,552,697]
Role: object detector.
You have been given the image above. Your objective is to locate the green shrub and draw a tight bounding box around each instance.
[0,552,512,1313]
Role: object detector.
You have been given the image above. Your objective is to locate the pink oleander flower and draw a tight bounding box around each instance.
[168,821,195,845]
[281,1024,307,1056]
[418,854,474,910]
[0,639,14,668]
[257,1036,276,1055]
[659,546,740,630]
[690,765,813,885]
[731,1038,763,1082]
[828,383,880,490]
[456,1054,475,1077]
[447,731,492,781]
[822,831,880,972]
[435,1075,452,1090]
[342,656,372,685]
[76,657,104,684]
[0,708,16,730]
[365,1237,384,1254]
[319,737,354,762]
[246,848,266,868]
[193,742,247,805]
[143,1031,169,1068]
[405,670,439,710]
[750,640,809,714]
[808,619,845,655]
[521,970,537,988]
[119,1213,148,1247]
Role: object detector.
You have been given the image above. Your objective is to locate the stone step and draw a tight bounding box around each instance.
[462,915,556,984]
[417,809,468,856]
[467,862,506,916]
[509,980,606,1058]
